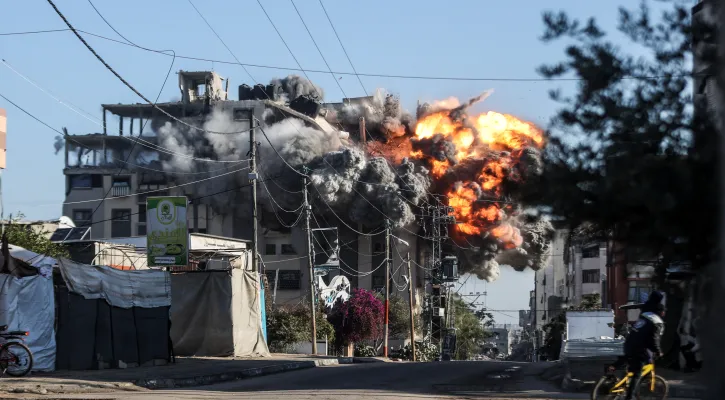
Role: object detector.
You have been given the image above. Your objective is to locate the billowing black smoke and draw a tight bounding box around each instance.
[154,109,430,230]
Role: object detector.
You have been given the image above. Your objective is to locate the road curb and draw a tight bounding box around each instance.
[135,358,343,390]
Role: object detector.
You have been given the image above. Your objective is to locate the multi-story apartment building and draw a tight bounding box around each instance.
[60,70,422,309]
[531,228,655,339]
[532,228,567,328]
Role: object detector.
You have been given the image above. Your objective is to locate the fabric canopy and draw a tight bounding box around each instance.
[58,259,171,309]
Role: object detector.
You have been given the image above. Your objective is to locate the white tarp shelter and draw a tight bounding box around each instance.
[565,310,615,340]
[58,259,171,308]
[0,245,57,371]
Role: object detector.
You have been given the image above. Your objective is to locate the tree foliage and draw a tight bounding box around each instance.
[452,297,492,360]
[328,288,383,346]
[376,294,420,340]
[528,1,716,273]
[265,303,335,353]
[4,213,68,259]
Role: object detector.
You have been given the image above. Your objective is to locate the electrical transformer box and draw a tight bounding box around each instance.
[441,256,459,282]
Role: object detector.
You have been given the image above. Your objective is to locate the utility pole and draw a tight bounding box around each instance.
[303,172,318,355]
[249,116,259,273]
[359,116,366,145]
[406,252,416,361]
[383,219,391,358]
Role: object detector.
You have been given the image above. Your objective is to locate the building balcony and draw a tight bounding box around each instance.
[111,185,131,197]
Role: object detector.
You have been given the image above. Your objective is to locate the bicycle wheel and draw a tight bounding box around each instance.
[591,376,622,400]
[637,374,669,400]
[0,342,33,377]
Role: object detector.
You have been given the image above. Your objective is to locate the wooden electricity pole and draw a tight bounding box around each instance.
[383,219,391,357]
[303,173,318,355]
[407,252,416,361]
[250,117,259,274]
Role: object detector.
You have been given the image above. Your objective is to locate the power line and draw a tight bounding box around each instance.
[0,58,250,165]
[313,2,447,211]
[70,175,280,230]
[0,91,253,209]
[289,0,347,99]
[86,0,171,55]
[317,0,368,95]
[256,0,319,96]
[62,167,248,206]
[185,0,471,244]
[185,3,312,179]
[189,0,499,251]
[184,1,394,242]
[185,0,259,84]
[0,89,247,179]
[43,0,256,136]
[0,27,701,82]
[308,184,385,237]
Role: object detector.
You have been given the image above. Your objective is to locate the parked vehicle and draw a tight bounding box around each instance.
[0,325,33,377]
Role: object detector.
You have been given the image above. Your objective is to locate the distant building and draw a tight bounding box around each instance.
[488,324,521,356]
[531,228,657,338]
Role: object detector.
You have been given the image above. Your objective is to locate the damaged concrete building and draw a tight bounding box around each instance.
[61,70,423,316]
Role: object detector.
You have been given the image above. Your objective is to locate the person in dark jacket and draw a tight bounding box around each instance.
[621,302,666,400]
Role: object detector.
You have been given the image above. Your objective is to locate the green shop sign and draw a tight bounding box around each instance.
[146,196,189,267]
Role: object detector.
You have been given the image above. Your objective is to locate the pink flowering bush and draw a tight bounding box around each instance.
[328,288,384,346]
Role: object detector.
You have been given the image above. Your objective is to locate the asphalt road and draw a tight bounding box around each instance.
[39,361,586,400]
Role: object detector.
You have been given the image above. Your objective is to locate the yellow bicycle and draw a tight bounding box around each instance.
[591,363,669,400]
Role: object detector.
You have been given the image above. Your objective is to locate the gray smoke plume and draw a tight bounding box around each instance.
[154,107,430,230]
[270,75,325,103]
[54,135,64,155]
[325,89,415,139]
[306,148,429,229]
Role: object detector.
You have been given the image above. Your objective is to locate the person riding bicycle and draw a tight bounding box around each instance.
[618,302,666,400]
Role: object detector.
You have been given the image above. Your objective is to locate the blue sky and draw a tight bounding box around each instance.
[0,0,662,322]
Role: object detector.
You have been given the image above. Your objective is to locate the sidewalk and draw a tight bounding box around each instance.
[0,354,387,396]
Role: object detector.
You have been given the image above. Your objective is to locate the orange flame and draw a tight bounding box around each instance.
[430,159,450,178]
[491,224,524,249]
[411,105,543,246]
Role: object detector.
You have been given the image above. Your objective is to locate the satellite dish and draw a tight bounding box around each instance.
[59,216,76,229]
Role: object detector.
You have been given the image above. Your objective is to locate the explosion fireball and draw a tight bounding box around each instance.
[407,95,553,280]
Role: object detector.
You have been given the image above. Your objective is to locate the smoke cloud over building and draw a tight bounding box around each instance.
[102,74,553,282]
